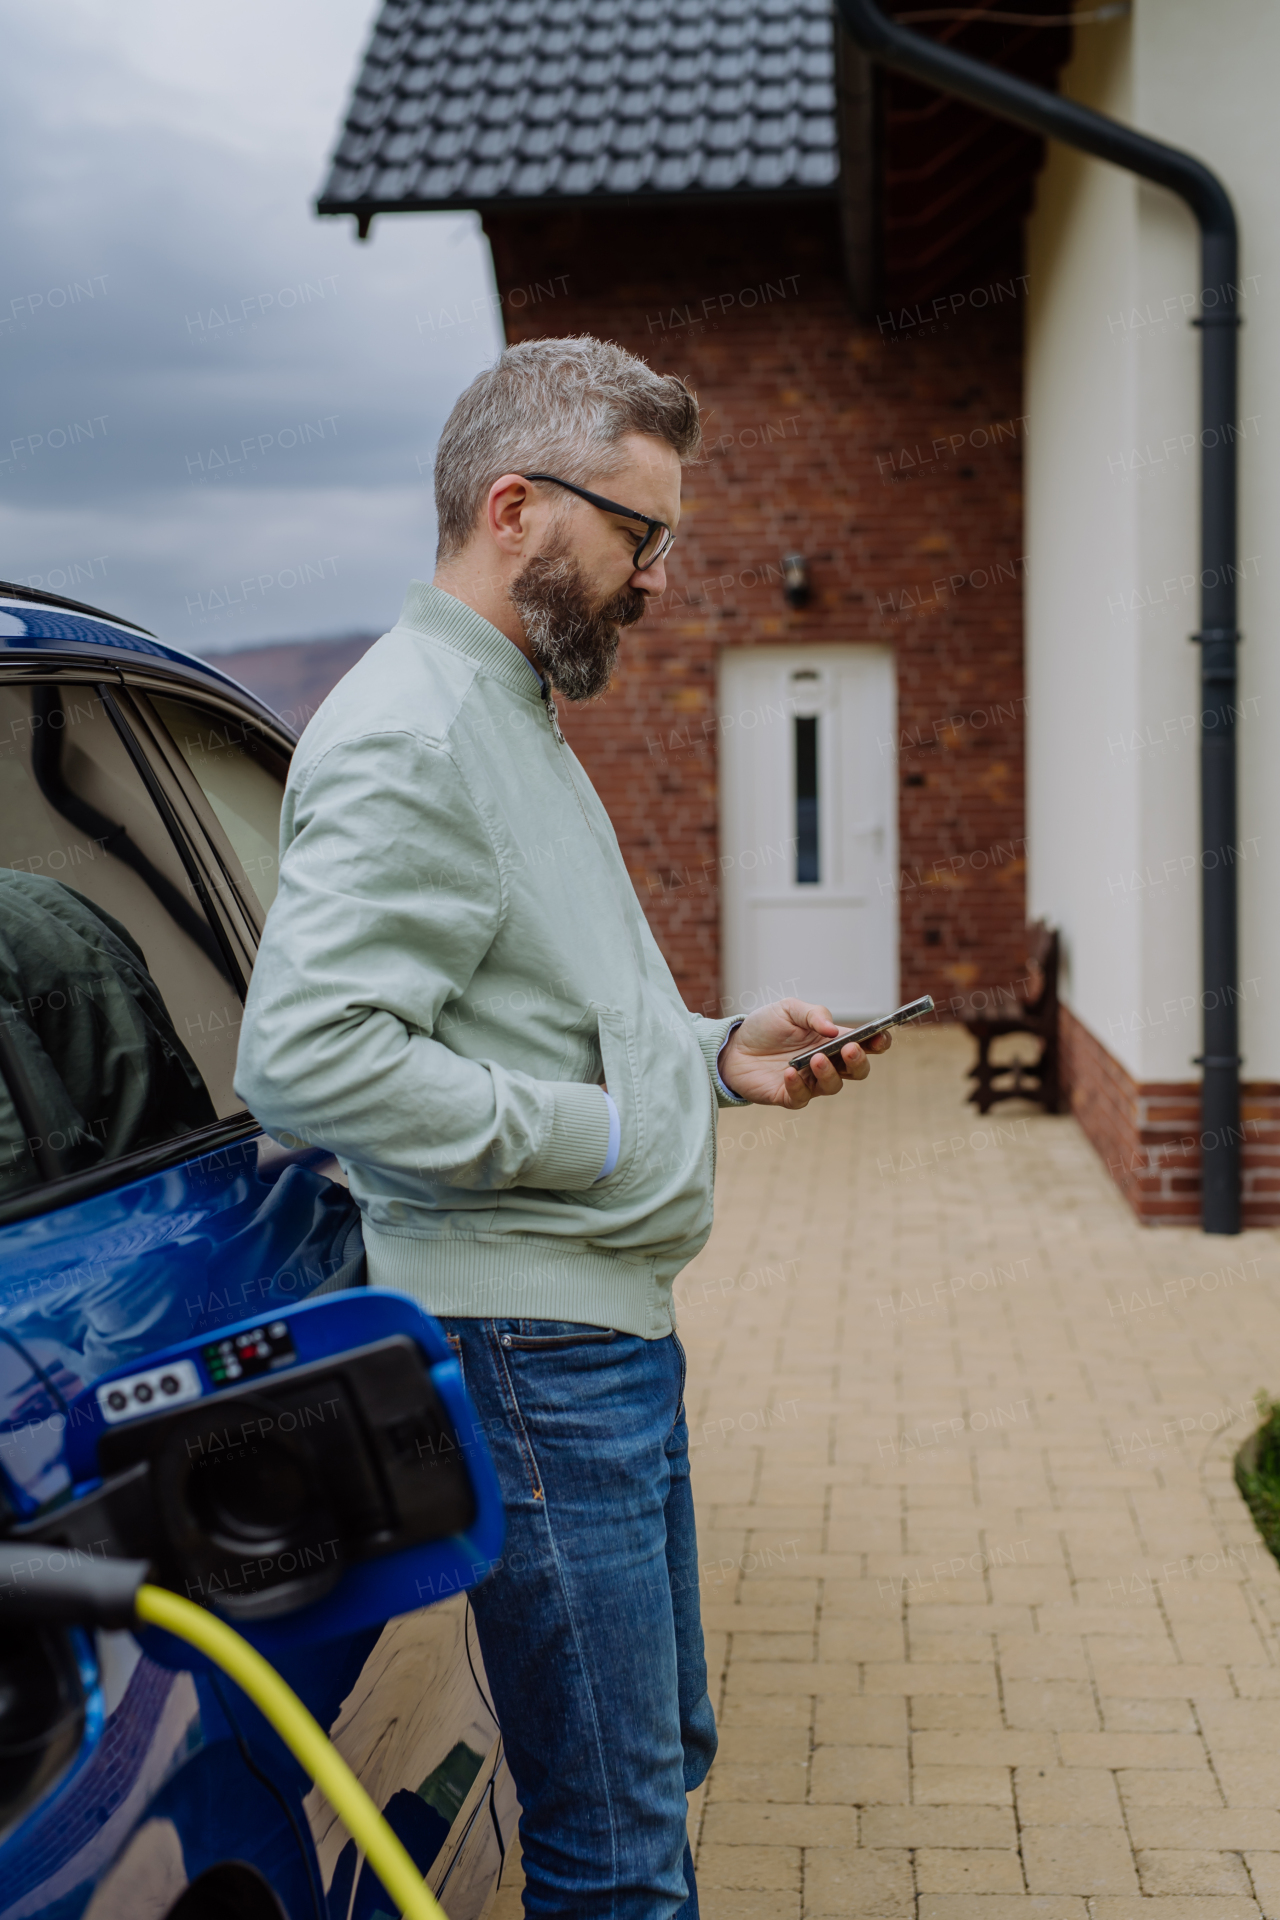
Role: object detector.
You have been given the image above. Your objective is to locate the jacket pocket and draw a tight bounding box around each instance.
[590,1005,645,1195]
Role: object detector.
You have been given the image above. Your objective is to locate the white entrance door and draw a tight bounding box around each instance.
[719,646,897,1023]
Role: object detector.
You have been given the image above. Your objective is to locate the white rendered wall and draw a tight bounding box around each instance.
[1025,0,1277,1082]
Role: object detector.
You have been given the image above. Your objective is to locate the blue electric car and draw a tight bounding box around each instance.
[0,584,514,1920]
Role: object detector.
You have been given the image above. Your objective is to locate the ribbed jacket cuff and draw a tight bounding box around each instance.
[696,1017,751,1108]
[524,1081,613,1189]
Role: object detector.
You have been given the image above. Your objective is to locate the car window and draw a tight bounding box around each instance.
[148,694,288,916]
[0,682,243,1202]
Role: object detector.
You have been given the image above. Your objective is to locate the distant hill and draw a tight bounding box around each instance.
[204,634,380,736]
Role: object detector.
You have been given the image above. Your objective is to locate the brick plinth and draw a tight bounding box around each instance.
[1060,1003,1280,1227]
[485,202,1028,1017]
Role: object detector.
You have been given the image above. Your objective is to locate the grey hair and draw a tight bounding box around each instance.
[433,335,702,562]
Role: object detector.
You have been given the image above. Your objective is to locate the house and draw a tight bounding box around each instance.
[1019,4,1278,1226]
[316,0,1277,1227]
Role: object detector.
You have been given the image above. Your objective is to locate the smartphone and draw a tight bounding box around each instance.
[788,995,936,1074]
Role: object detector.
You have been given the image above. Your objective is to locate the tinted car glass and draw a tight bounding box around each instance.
[148,694,288,916]
[0,682,242,1200]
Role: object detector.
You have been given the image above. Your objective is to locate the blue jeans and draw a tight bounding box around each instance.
[441,1318,717,1919]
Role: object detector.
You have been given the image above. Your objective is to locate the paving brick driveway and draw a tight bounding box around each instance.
[675,1025,1280,1920]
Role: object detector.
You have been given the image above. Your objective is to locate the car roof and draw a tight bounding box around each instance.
[0,581,293,740]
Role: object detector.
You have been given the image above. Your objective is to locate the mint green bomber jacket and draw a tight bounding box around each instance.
[234,582,747,1339]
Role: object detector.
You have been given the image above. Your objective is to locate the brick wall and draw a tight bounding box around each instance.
[486,201,1029,1017]
[1060,1003,1280,1227]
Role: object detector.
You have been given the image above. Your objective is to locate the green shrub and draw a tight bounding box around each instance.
[1235,1393,1280,1563]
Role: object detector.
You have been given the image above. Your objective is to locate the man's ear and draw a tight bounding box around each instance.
[486,473,535,555]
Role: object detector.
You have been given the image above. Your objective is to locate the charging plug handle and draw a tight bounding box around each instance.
[0,1544,150,1629]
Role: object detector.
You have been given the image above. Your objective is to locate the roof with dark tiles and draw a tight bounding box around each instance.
[317,0,840,217]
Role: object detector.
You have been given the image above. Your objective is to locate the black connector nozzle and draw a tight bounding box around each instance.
[0,1544,149,1630]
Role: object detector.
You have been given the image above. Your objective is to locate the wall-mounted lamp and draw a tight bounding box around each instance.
[781,554,811,609]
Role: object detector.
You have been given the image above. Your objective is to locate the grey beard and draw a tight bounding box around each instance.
[508,547,646,703]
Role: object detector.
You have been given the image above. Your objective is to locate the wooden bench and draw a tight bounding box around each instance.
[964,922,1062,1115]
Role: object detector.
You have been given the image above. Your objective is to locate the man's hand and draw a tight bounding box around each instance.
[718,999,891,1109]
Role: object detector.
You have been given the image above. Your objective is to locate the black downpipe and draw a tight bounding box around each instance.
[835,0,1243,1233]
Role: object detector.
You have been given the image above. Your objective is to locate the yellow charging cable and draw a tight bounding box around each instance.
[134,1583,449,1920]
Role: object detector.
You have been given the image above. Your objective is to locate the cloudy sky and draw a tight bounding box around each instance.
[0,0,504,654]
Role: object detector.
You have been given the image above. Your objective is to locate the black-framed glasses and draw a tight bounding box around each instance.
[521,473,675,572]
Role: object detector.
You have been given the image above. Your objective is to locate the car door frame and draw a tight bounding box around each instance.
[0,654,291,1227]
[112,667,299,949]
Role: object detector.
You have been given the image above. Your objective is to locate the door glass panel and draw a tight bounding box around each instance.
[148,695,288,915]
[720,647,897,1023]
[0,683,241,1201]
[794,715,819,884]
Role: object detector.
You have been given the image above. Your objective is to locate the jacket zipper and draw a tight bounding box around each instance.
[543,685,598,841]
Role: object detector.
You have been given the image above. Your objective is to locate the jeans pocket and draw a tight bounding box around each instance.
[671,1331,688,1424]
[499,1323,619,1352]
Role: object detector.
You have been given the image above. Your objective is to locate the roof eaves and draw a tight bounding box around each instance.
[315,180,841,221]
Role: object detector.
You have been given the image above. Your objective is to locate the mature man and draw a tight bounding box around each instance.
[236,336,888,1918]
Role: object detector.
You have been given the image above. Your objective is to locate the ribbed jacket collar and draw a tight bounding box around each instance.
[398,580,543,705]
